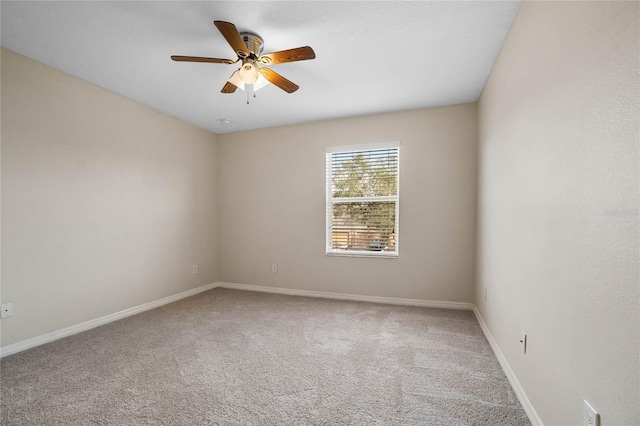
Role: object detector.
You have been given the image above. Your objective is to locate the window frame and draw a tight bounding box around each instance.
[325,142,400,258]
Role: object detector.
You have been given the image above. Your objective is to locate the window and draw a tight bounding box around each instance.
[326,143,399,257]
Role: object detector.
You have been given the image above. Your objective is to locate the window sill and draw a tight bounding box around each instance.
[326,251,399,259]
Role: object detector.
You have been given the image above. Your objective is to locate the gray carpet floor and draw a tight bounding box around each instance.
[1,288,530,425]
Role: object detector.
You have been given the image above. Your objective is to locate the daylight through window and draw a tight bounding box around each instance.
[326,143,399,257]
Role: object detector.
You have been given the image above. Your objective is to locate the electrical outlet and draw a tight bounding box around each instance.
[192,264,198,274]
[272,263,278,274]
[584,401,599,426]
[1,302,14,319]
[520,330,527,354]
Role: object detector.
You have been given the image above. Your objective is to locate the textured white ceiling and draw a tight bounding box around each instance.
[1,1,520,134]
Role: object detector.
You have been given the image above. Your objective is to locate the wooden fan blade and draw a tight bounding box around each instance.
[258,67,299,93]
[171,55,234,64]
[221,81,237,93]
[214,21,249,58]
[258,46,316,65]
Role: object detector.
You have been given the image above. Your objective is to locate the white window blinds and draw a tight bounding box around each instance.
[326,144,399,257]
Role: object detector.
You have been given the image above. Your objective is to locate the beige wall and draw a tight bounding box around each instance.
[476,2,639,425]
[6,4,637,422]
[218,104,478,302]
[1,49,219,347]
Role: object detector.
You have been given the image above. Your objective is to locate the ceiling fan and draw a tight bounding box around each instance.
[171,21,316,97]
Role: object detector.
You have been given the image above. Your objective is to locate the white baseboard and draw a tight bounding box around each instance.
[0,282,219,358]
[473,307,543,426]
[0,282,471,358]
[216,281,475,310]
[1,280,541,426]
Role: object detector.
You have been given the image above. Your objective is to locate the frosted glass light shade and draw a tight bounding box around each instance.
[253,72,269,91]
[238,62,258,84]
[228,67,270,92]
[228,70,245,91]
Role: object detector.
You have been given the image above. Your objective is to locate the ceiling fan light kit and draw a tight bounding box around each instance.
[171,21,315,103]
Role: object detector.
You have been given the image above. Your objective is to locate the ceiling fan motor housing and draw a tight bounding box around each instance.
[241,32,264,58]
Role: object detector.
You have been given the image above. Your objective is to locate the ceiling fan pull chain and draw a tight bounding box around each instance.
[246,84,257,104]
